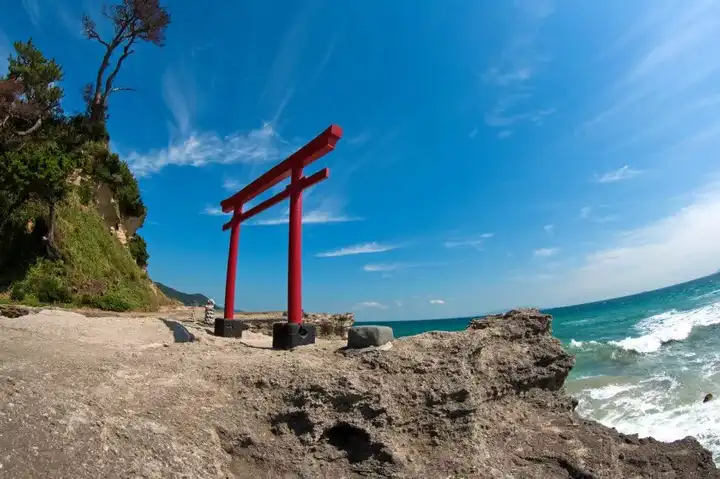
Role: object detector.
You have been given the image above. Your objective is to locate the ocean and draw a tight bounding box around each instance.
[363,273,720,463]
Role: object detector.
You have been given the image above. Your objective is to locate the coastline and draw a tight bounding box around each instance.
[0,306,716,477]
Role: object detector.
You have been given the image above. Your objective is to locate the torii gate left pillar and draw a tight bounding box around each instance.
[216,125,343,348]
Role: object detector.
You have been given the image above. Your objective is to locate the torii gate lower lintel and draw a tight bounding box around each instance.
[214,124,343,349]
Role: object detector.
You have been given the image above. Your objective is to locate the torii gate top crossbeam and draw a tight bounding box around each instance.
[220,124,343,213]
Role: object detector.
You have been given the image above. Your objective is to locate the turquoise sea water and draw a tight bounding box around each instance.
[362,273,720,462]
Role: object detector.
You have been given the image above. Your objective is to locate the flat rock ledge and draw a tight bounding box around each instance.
[0,308,716,478]
[240,312,355,339]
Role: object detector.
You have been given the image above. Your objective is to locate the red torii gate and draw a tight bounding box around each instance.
[215,124,343,349]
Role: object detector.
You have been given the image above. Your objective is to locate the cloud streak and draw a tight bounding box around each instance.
[316,242,400,258]
[162,67,196,137]
[444,233,494,250]
[552,180,720,304]
[533,247,560,258]
[353,301,388,310]
[578,0,720,154]
[126,124,291,176]
[482,1,555,135]
[222,178,244,192]
[22,0,40,26]
[252,210,360,226]
[203,206,226,216]
[595,165,643,183]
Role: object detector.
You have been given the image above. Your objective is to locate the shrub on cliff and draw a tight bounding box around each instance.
[128,234,149,268]
[0,1,173,311]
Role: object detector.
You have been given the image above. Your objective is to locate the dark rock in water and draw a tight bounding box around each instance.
[0,305,31,318]
[347,326,394,349]
[704,393,714,403]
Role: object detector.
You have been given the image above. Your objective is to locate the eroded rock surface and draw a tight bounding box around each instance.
[0,308,716,478]
[0,304,32,318]
[240,311,355,339]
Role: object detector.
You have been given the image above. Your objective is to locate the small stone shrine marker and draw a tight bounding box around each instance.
[347,326,394,349]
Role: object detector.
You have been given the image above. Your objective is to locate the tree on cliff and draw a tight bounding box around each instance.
[0,39,63,141]
[83,0,171,125]
[0,41,81,258]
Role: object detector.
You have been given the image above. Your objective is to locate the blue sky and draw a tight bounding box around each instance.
[5,0,720,320]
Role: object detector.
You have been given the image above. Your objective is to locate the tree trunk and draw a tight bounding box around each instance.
[45,200,61,260]
[89,101,106,125]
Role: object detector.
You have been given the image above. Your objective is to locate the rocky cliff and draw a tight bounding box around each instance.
[0,308,716,478]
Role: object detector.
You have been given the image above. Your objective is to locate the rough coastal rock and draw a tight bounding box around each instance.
[241,311,355,339]
[0,304,32,318]
[0,308,716,478]
[236,308,717,478]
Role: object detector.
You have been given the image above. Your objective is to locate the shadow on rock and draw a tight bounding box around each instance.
[160,319,196,343]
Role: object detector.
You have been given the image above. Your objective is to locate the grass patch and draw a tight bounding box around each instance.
[4,195,174,312]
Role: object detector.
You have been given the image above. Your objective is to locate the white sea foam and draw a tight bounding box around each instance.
[574,365,720,464]
[568,339,600,349]
[581,384,720,462]
[586,383,638,401]
[609,302,720,353]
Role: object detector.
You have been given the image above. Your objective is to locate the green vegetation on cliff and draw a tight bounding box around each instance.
[0,1,173,312]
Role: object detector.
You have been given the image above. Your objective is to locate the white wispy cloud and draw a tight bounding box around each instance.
[162,67,196,137]
[469,128,479,139]
[252,210,360,226]
[316,242,400,258]
[258,4,340,124]
[498,130,513,139]
[126,123,290,176]
[395,300,403,307]
[347,132,372,146]
[429,299,445,305]
[533,247,560,258]
[55,4,82,38]
[483,67,534,87]
[444,233,494,250]
[544,224,554,234]
[353,301,388,310]
[482,2,555,132]
[203,206,226,216]
[22,0,40,26]
[549,180,720,305]
[363,263,404,272]
[580,206,592,219]
[595,165,643,183]
[222,178,244,192]
[363,261,441,272]
[595,214,620,223]
[250,195,359,226]
[578,1,720,152]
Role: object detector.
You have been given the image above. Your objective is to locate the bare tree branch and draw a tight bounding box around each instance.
[15,117,43,136]
[83,0,170,125]
[102,37,136,105]
[108,87,137,95]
